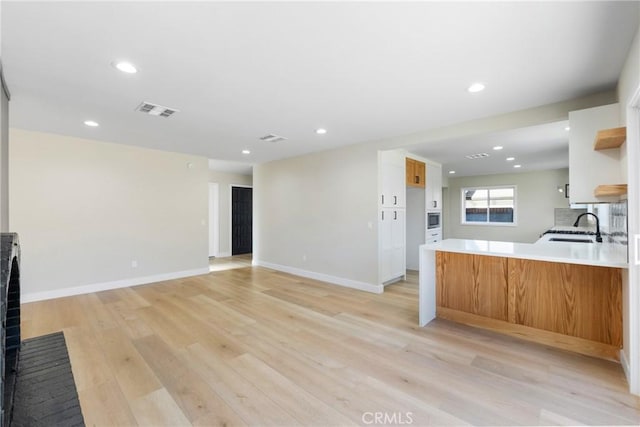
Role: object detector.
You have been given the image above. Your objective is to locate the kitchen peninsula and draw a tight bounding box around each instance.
[419,239,628,361]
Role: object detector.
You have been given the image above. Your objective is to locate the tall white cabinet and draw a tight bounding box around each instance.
[426,162,442,210]
[379,150,443,286]
[380,149,406,208]
[379,150,406,284]
[379,207,406,283]
[425,162,442,245]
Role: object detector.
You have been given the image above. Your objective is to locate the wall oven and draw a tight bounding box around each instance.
[427,211,441,230]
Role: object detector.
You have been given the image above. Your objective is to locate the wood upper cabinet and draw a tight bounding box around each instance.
[406,158,425,188]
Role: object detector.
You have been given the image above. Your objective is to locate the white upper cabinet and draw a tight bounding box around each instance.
[569,103,624,204]
[426,162,442,210]
[379,149,406,208]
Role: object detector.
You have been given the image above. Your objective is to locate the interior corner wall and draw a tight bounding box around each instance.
[442,187,450,238]
[0,61,8,232]
[253,143,379,289]
[208,169,252,257]
[9,129,209,300]
[446,168,570,243]
[406,186,425,270]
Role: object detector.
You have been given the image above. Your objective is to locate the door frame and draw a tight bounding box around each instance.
[229,184,253,256]
[208,183,219,257]
[626,86,640,395]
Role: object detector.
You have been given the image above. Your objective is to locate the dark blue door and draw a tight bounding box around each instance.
[231,187,252,255]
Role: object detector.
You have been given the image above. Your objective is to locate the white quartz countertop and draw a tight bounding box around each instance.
[422,238,628,268]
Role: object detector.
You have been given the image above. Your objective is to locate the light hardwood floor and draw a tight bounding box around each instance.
[21,265,640,426]
[209,254,253,272]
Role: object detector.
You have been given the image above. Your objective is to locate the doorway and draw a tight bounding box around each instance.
[208,183,219,257]
[231,186,252,255]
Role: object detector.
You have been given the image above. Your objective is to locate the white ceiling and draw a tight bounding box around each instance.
[408,120,571,177]
[2,1,638,176]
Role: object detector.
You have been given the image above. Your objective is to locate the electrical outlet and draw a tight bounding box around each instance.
[302,254,307,262]
[131,260,138,268]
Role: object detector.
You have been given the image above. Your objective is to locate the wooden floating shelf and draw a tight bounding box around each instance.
[594,126,626,150]
[594,184,627,197]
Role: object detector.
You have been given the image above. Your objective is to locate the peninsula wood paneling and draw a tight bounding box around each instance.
[509,259,622,347]
[436,252,508,321]
[436,307,621,361]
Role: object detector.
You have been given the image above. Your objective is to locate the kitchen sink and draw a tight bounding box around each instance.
[548,237,593,243]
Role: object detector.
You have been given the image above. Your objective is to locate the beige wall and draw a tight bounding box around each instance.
[254,143,379,289]
[208,169,252,257]
[10,129,209,300]
[406,186,425,270]
[445,168,570,243]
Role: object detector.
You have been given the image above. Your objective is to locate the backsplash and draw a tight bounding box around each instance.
[603,200,628,245]
[555,208,587,226]
[557,201,627,245]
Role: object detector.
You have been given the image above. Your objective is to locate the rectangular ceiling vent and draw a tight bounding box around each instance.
[259,134,288,143]
[136,101,180,118]
[465,153,490,160]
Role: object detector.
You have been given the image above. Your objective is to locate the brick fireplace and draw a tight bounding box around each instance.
[0,233,21,427]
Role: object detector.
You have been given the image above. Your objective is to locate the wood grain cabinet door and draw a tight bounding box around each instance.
[436,252,509,321]
[405,158,426,188]
[509,259,622,346]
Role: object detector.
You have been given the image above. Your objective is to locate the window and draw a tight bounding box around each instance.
[461,186,516,225]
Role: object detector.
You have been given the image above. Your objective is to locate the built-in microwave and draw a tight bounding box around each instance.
[427,211,441,230]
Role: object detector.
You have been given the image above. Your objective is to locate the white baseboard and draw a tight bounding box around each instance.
[254,260,383,294]
[213,251,232,258]
[621,348,631,384]
[21,267,210,303]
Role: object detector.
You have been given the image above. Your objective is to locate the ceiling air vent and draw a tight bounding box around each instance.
[136,101,180,118]
[259,134,288,143]
[465,153,490,160]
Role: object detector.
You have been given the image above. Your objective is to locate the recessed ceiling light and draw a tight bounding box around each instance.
[83,120,99,127]
[565,126,571,131]
[506,157,515,161]
[113,61,138,74]
[315,128,327,135]
[449,170,456,174]
[242,149,251,155]
[493,146,503,150]
[467,82,485,93]
[514,164,522,168]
